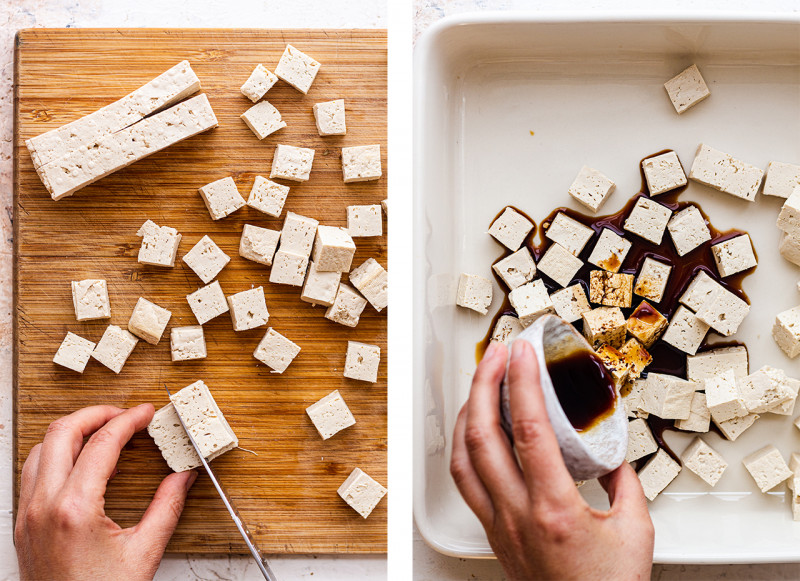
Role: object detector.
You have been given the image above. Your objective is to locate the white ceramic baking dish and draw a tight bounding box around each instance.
[413,13,800,563]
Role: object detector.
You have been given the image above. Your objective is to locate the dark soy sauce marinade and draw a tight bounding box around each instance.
[547,349,617,432]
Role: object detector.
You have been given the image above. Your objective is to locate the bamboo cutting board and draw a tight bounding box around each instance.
[13,29,387,554]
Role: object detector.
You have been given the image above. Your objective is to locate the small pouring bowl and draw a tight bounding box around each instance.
[500,314,628,481]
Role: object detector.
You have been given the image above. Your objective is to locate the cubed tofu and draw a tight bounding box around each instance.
[325,283,368,328]
[544,212,594,256]
[349,258,388,312]
[239,224,280,266]
[168,380,238,462]
[280,211,319,258]
[186,281,229,325]
[170,326,206,362]
[711,235,757,277]
[240,63,278,102]
[227,287,269,332]
[247,176,290,218]
[667,205,711,256]
[764,161,800,198]
[136,219,182,267]
[492,315,523,344]
[589,270,634,308]
[743,445,793,492]
[71,279,111,321]
[626,418,658,463]
[344,341,381,383]
[694,286,750,337]
[596,344,630,384]
[301,261,342,307]
[127,297,171,345]
[679,270,724,312]
[53,332,96,373]
[675,392,711,433]
[91,325,138,374]
[780,233,800,267]
[198,177,246,220]
[639,373,697,420]
[341,145,382,183]
[773,306,800,359]
[664,64,710,114]
[274,44,320,94]
[347,204,383,237]
[738,368,794,414]
[312,225,356,272]
[705,369,748,422]
[508,279,554,327]
[642,151,687,195]
[714,412,759,442]
[488,207,534,251]
[622,378,648,419]
[761,366,800,415]
[538,243,583,288]
[777,187,800,233]
[313,99,346,136]
[689,143,764,202]
[456,273,492,315]
[686,346,749,387]
[633,257,671,303]
[549,284,591,324]
[306,390,356,440]
[240,100,286,140]
[146,405,204,472]
[587,228,631,273]
[638,449,681,501]
[623,197,672,244]
[582,306,626,349]
[661,305,709,355]
[681,437,727,486]
[182,235,230,284]
[619,338,652,380]
[492,247,536,290]
[270,144,315,182]
[253,327,301,373]
[568,166,616,212]
[337,467,387,519]
[626,300,668,348]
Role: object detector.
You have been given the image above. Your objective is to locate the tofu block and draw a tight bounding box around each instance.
[338,467,387,519]
[623,197,672,244]
[738,368,794,414]
[227,287,269,331]
[689,143,764,202]
[168,380,238,462]
[247,176,289,218]
[53,332,96,373]
[182,235,230,284]
[341,145,382,183]
[743,445,793,492]
[508,279,555,327]
[633,257,671,303]
[538,243,583,288]
[306,390,356,440]
[711,235,757,277]
[280,211,319,257]
[694,286,750,337]
[619,338,652,380]
[764,161,800,198]
[270,144,315,182]
[493,247,536,290]
[589,270,634,308]
[773,306,800,358]
[681,437,727,486]
[239,224,280,266]
[686,345,749,387]
[582,306,626,349]
[587,228,631,273]
[136,219,181,267]
[127,297,171,345]
[761,366,800,415]
[488,207,534,251]
[664,64,710,113]
[347,204,383,237]
[705,369,748,422]
[679,270,724,312]
[779,233,800,267]
[662,305,709,355]
[491,315,523,344]
[626,300,668,348]
[91,325,138,373]
[568,166,616,212]
[270,250,311,287]
[667,205,711,256]
[313,99,346,136]
[456,273,493,315]
[549,284,591,324]
[642,151,687,195]
[544,212,594,256]
[714,412,759,442]
[301,261,342,307]
[344,341,381,383]
[71,279,111,321]
[147,404,203,472]
[312,225,357,272]
[777,187,800,233]
[675,392,711,433]
[626,418,658,463]
[240,100,286,140]
[639,373,697,420]
[638,449,681,501]
[274,44,320,94]
[198,176,246,221]
[240,63,278,102]
[170,326,206,362]
[349,258,388,312]
[186,281,229,325]
[595,344,630,384]
[325,283,368,328]
[253,327,301,373]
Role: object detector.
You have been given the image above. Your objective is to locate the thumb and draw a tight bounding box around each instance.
[599,462,650,520]
[132,470,197,555]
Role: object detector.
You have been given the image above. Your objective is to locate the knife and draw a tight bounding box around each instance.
[164,385,277,580]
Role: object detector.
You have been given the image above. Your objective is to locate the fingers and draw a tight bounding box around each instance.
[65,404,155,500]
[451,405,495,528]
[506,340,580,506]
[598,462,650,521]
[131,471,197,556]
[17,443,42,527]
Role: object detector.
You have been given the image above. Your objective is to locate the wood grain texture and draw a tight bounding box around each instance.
[14,28,387,554]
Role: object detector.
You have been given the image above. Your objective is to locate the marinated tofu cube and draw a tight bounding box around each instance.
[661,305,709,355]
[313,99,346,136]
[589,270,634,308]
[338,468,387,519]
[544,212,594,256]
[773,306,800,359]
[568,165,616,212]
[582,306,626,349]
[344,341,381,383]
[689,143,764,202]
[325,283,368,328]
[714,412,759,442]
[186,281,229,325]
[633,257,671,303]
[681,437,727,486]
[764,161,800,198]
[182,235,230,284]
[53,332,95,373]
[639,373,696,420]
[686,346,749,388]
[538,243,583,288]
[492,247,536,290]
[508,279,554,327]
[619,338,652,380]
[253,327,300,373]
[274,44,320,94]
[626,418,658,463]
[136,219,181,267]
[623,197,672,244]
[127,297,171,345]
[694,286,750,337]
[342,145,382,183]
[227,287,269,331]
[664,64,710,114]
[347,204,383,237]
[239,224,280,266]
[301,261,342,307]
[306,390,355,440]
[198,177,246,220]
[270,144,315,182]
[240,100,286,140]
[456,273,492,315]
[638,449,681,501]
[587,228,631,273]
[705,369,748,422]
[667,205,711,256]
[240,63,278,103]
[349,258,388,312]
[549,284,591,324]
[595,344,630,384]
[247,176,289,218]
[626,300,668,348]
[170,326,206,362]
[491,315,523,344]
[675,392,711,433]
[488,207,534,251]
[711,235,756,277]
[71,279,111,321]
[743,445,793,492]
[738,368,794,414]
[313,225,356,272]
[91,325,138,374]
[642,151,687,195]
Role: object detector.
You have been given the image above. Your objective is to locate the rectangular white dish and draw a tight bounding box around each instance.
[413,14,800,563]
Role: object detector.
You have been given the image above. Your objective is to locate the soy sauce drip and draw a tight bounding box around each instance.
[547,349,617,432]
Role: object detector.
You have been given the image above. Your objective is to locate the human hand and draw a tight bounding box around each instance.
[451,340,654,581]
[15,404,197,581]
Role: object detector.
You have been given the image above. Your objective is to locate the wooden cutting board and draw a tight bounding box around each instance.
[13,28,387,554]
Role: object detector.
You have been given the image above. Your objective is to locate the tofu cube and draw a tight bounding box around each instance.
[705,369,748,422]
[589,270,634,308]
[667,205,711,256]
[270,144,315,182]
[240,100,286,140]
[638,449,681,501]
[239,224,280,266]
[714,412,759,442]
[663,64,710,114]
[587,228,631,273]
[274,44,320,94]
[170,326,206,362]
[169,380,238,461]
[686,346,749,388]
[313,99,346,136]
[456,273,493,315]
[491,315,523,344]
[312,225,356,272]
[623,197,672,244]
[325,283,368,328]
[488,207,534,251]
[764,161,800,198]
[595,344,630,384]
[681,437,727,486]
[227,287,269,331]
[341,145,382,183]
[619,338,652,380]
[780,233,800,267]
[738,368,794,414]
[136,219,181,267]
[198,176,246,220]
[147,405,202,472]
[582,306,626,349]
[694,286,750,337]
[186,281,229,325]
[338,467,387,519]
[240,63,278,102]
[182,235,230,284]
[508,279,554,327]
[642,151,687,195]
[549,284,591,324]
[280,211,319,257]
[662,305,709,355]
[344,341,381,383]
[675,392,711,433]
[711,235,757,277]
[349,258,388,312]
[639,373,697,419]
[623,378,648,419]
[761,366,800,415]
[71,279,111,321]
[306,390,356,440]
[247,176,290,218]
[777,187,800,233]
[781,307,800,359]
[568,165,616,212]
[679,270,724,312]
[91,325,138,373]
[492,247,536,290]
[53,332,96,373]
[538,243,583,288]
[626,418,658,463]
[347,204,383,237]
[633,257,671,303]
[743,445,793,492]
[301,261,342,307]
[544,212,594,256]
[127,297,171,345]
[253,327,301,373]
[689,143,764,202]
[626,300,668,348]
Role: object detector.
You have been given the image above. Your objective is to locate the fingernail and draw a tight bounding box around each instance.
[185,471,198,491]
[484,341,499,359]
[511,340,527,361]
